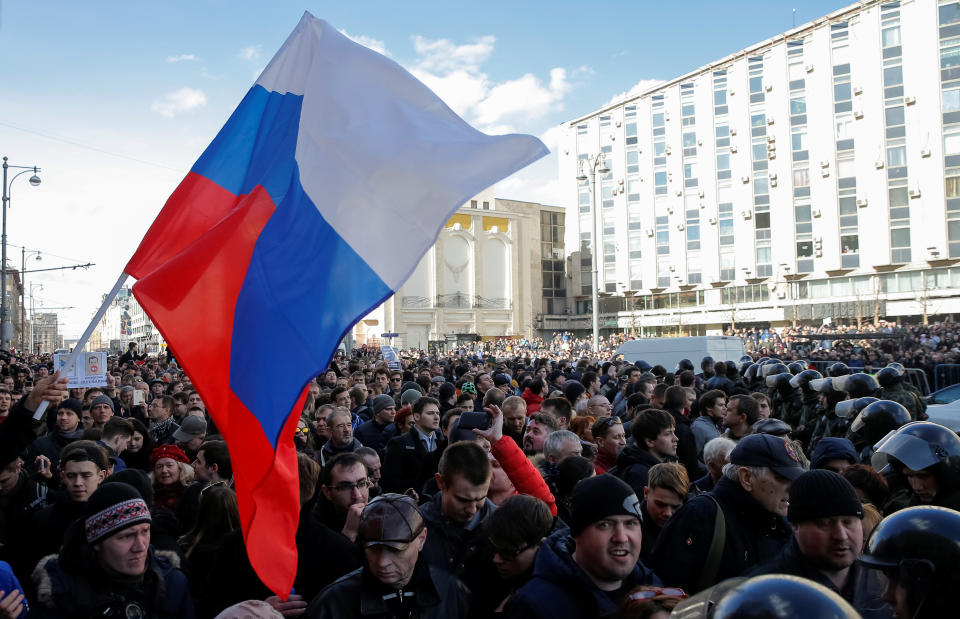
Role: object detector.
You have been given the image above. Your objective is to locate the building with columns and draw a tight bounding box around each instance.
[356,187,565,350]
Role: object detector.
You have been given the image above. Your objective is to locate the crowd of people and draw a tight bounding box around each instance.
[0,337,957,618]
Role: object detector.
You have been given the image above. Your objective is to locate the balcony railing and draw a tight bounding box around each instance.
[401,296,432,309]
[431,294,513,309]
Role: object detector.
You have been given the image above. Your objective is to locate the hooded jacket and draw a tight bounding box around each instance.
[520,388,543,414]
[503,529,660,619]
[611,444,662,496]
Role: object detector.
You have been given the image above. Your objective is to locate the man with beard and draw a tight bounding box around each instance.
[503,475,659,618]
[749,470,888,618]
[521,413,558,456]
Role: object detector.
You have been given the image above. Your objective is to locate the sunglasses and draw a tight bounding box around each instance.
[491,542,533,561]
[295,427,310,434]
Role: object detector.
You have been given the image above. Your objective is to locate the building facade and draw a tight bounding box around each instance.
[358,188,565,350]
[554,0,959,335]
[34,312,60,354]
[97,287,164,353]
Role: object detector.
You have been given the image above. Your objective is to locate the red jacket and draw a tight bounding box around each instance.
[520,388,543,414]
[490,436,557,516]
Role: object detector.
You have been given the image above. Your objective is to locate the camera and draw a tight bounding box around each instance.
[450,412,491,443]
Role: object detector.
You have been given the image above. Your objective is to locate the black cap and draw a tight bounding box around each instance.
[729,434,806,480]
[788,470,863,523]
[569,474,642,537]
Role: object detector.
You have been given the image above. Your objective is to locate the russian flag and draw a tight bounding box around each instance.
[124,13,546,597]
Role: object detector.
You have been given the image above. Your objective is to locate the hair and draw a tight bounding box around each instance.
[502,395,527,417]
[526,378,545,396]
[555,455,595,502]
[699,389,726,412]
[199,440,232,480]
[101,416,134,441]
[298,452,322,506]
[394,405,414,429]
[750,392,772,408]
[842,463,889,508]
[728,395,760,425]
[438,441,491,486]
[483,494,553,550]
[652,384,669,402]
[413,396,440,415]
[182,484,240,558]
[528,412,560,432]
[569,415,595,441]
[647,462,690,501]
[541,397,572,421]
[664,386,686,411]
[150,460,195,488]
[702,437,737,466]
[321,452,366,487]
[482,387,505,408]
[441,410,461,433]
[543,430,581,461]
[154,395,175,414]
[631,409,675,446]
[582,371,598,387]
[60,440,109,471]
[678,370,695,387]
[173,391,189,406]
[591,416,623,440]
[349,386,367,406]
[326,406,352,427]
[330,386,349,403]
[723,463,767,483]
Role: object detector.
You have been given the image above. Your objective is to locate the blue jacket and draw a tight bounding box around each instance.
[503,529,660,619]
[354,418,396,453]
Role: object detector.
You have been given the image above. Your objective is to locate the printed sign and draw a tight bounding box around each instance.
[380,345,401,370]
[54,352,108,388]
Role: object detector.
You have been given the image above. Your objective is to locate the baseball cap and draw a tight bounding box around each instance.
[729,434,806,480]
[173,415,207,443]
[358,493,425,550]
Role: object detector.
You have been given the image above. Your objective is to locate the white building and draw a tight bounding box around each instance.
[554,0,960,335]
[357,188,566,350]
[98,287,164,353]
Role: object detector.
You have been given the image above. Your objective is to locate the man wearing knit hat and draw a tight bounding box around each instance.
[504,475,660,618]
[89,394,115,429]
[32,482,194,617]
[749,469,886,616]
[355,394,398,453]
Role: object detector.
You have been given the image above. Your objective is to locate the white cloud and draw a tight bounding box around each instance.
[604,78,664,107]
[412,35,494,74]
[166,54,197,63]
[539,125,564,152]
[473,68,570,127]
[339,29,389,56]
[238,45,262,62]
[150,87,207,118]
[407,35,573,135]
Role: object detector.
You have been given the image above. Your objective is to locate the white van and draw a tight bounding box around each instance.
[613,336,746,370]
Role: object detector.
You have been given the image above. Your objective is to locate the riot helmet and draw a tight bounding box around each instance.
[761,362,790,379]
[752,418,792,437]
[876,365,905,388]
[849,400,910,445]
[674,574,860,619]
[787,361,807,375]
[827,362,851,377]
[789,369,822,391]
[833,373,879,398]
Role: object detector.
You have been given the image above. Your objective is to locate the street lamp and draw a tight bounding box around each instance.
[1,157,41,349]
[21,248,42,351]
[576,153,610,353]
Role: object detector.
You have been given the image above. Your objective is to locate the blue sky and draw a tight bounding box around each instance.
[1,0,847,338]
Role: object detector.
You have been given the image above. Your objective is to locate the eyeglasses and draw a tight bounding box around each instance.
[627,588,687,602]
[331,479,370,493]
[491,543,533,561]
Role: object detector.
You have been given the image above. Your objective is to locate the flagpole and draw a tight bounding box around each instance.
[33,272,129,419]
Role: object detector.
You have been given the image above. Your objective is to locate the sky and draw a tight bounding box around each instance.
[1,0,848,339]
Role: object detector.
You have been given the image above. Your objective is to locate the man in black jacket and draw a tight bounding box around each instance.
[355,394,397,453]
[382,397,444,495]
[650,433,805,593]
[663,386,705,480]
[749,470,889,618]
[304,493,469,619]
[613,409,677,497]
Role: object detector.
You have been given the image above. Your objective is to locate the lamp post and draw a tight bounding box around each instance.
[21,248,42,351]
[1,157,41,349]
[576,153,610,353]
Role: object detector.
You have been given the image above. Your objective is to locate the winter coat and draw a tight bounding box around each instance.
[649,476,793,593]
[26,426,84,474]
[32,546,194,619]
[304,560,470,619]
[355,419,397,453]
[382,428,445,495]
[666,407,706,480]
[610,444,662,496]
[489,436,556,516]
[503,529,660,619]
[420,491,496,576]
[749,538,891,619]
[690,415,721,459]
[319,437,362,465]
[520,389,543,414]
